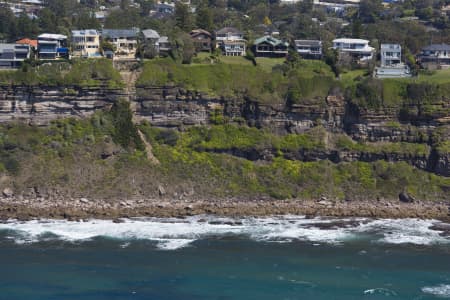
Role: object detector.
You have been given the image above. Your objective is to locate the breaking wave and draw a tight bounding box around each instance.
[0,216,449,250]
[421,284,450,298]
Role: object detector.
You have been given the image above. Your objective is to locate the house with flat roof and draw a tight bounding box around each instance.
[37,33,68,60]
[101,29,138,59]
[375,43,411,78]
[253,36,288,57]
[0,43,31,69]
[418,43,450,69]
[294,40,322,59]
[332,38,374,62]
[71,30,101,58]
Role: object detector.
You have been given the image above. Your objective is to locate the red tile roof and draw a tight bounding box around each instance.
[16,38,38,48]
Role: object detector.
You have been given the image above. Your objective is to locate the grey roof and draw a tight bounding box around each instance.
[102,29,137,39]
[72,29,99,36]
[0,43,29,52]
[294,40,322,46]
[215,27,243,35]
[422,43,450,51]
[142,29,160,39]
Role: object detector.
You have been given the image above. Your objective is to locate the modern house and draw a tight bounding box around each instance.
[0,43,31,69]
[418,43,450,69]
[253,36,288,57]
[71,30,101,58]
[37,33,69,60]
[215,27,246,56]
[375,43,410,78]
[332,38,374,61]
[190,29,212,52]
[294,39,322,59]
[101,29,138,59]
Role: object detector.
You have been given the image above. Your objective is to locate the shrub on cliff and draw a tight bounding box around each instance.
[109,99,144,151]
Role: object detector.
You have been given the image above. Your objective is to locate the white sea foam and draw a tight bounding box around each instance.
[356,218,449,245]
[421,284,450,298]
[363,288,397,296]
[0,216,448,250]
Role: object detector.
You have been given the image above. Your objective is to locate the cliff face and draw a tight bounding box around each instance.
[0,85,126,125]
[0,83,449,177]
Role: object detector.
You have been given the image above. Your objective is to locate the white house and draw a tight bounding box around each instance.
[215,27,246,56]
[375,43,411,78]
[332,38,374,61]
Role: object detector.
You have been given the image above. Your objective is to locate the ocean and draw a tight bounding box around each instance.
[0,216,449,299]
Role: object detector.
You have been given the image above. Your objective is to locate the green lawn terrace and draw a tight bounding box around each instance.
[0,59,123,88]
[137,57,336,104]
[137,56,450,111]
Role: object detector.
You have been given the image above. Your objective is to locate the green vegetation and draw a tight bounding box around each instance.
[0,59,123,87]
[138,58,335,105]
[138,123,450,200]
[0,112,448,201]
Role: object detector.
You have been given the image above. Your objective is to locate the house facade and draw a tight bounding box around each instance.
[142,29,160,53]
[380,43,401,66]
[0,43,31,69]
[375,43,411,78]
[253,36,288,57]
[332,38,374,61]
[190,29,212,52]
[71,30,101,58]
[215,27,246,56]
[294,39,322,59]
[158,36,171,55]
[101,29,138,59]
[37,33,68,60]
[418,43,450,69]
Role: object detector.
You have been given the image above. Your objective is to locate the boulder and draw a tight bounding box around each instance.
[399,192,414,203]
[79,198,89,204]
[2,187,13,198]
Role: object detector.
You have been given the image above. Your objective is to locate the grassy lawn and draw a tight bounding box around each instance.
[339,69,367,87]
[255,57,285,72]
[416,68,450,84]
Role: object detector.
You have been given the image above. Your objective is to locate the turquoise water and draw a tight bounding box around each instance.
[0,216,449,299]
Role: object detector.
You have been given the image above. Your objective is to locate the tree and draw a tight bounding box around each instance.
[175,2,193,31]
[359,0,383,23]
[196,5,213,31]
[0,5,17,40]
[170,32,195,64]
[38,8,58,33]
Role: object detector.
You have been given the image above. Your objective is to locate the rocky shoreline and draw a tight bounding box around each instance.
[0,196,449,222]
